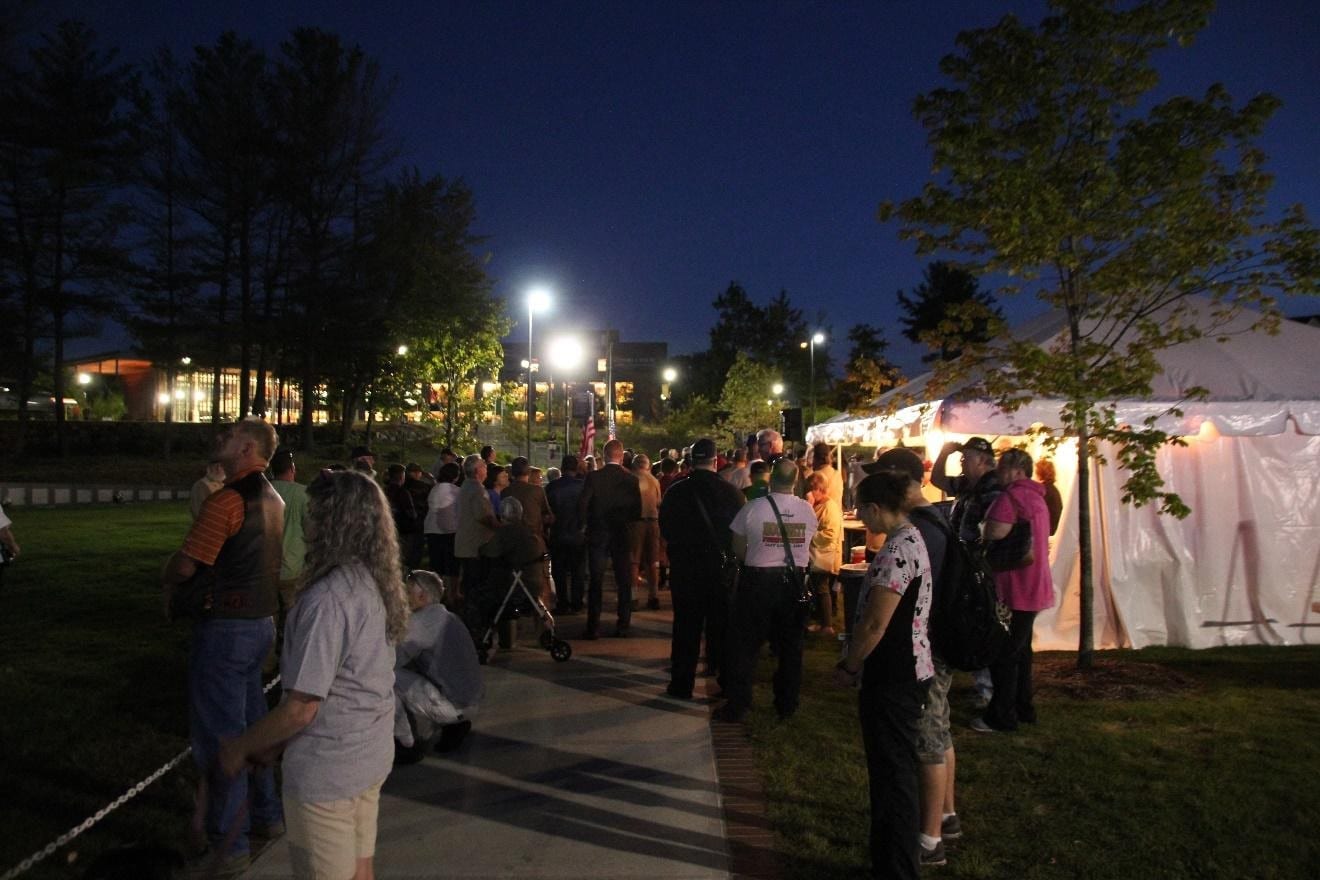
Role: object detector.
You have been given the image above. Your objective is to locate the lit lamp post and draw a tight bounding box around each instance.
[526,287,552,458]
[661,366,677,413]
[800,331,826,429]
[549,335,584,451]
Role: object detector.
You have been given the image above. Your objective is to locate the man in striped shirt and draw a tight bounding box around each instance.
[163,417,285,876]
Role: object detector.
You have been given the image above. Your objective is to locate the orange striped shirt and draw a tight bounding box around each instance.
[180,467,263,565]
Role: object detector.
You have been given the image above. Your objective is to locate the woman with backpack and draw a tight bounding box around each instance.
[832,470,935,880]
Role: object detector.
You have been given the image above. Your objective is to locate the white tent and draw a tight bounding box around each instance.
[808,301,1320,650]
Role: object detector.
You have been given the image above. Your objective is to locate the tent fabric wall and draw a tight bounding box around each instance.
[1035,431,1320,650]
[808,304,1320,652]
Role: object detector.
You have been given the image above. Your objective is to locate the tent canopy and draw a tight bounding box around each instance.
[808,300,1320,446]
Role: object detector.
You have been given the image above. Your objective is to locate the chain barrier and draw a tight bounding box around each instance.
[1,674,282,880]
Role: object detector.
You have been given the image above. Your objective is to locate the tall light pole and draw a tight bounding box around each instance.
[526,287,551,459]
[801,331,826,428]
[549,336,584,452]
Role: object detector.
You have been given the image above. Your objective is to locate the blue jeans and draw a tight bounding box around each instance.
[189,617,283,855]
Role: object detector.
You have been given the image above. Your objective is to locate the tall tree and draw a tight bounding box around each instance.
[359,170,507,448]
[0,20,143,454]
[880,0,1319,667]
[270,27,393,448]
[129,47,206,443]
[695,282,822,405]
[833,323,903,412]
[174,32,273,421]
[896,261,1002,362]
[717,351,782,442]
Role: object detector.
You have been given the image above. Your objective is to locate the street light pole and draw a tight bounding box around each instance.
[527,302,534,459]
[525,288,551,460]
[808,331,825,429]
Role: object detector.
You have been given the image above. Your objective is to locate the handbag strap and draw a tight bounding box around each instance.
[693,490,718,535]
[764,494,799,572]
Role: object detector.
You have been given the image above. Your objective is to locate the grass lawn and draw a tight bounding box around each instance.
[746,633,1320,879]
[3,503,1318,879]
[0,503,197,880]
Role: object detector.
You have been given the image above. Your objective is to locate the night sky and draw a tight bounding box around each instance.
[55,0,1320,376]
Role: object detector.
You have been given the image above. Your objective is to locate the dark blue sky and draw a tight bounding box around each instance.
[59,0,1320,375]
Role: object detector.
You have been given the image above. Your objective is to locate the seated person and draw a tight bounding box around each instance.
[477,497,550,647]
[479,496,549,600]
[394,570,484,763]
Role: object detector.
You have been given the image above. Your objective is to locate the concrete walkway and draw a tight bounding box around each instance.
[252,604,772,879]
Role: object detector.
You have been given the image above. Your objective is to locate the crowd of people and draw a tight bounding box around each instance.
[165,418,1058,879]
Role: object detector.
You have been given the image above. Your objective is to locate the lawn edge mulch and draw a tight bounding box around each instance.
[703,674,783,880]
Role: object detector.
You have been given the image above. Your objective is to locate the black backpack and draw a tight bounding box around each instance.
[928,516,1012,671]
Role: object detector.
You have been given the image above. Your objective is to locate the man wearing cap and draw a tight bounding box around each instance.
[931,437,1001,544]
[659,438,745,698]
[932,436,1002,709]
[578,438,642,638]
[718,458,816,722]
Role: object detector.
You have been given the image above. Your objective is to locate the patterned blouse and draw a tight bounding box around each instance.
[856,522,934,682]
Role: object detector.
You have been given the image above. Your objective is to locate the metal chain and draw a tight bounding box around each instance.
[1,674,282,880]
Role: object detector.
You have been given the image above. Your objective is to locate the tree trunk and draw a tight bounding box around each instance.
[238,218,253,418]
[1076,413,1094,670]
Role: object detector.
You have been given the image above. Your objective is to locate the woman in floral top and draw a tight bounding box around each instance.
[833,470,934,880]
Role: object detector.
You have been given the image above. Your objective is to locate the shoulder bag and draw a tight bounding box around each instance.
[765,494,814,610]
[693,491,739,591]
[982,492,1034,572]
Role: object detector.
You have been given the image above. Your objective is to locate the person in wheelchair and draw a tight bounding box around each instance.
[394,570,483,764]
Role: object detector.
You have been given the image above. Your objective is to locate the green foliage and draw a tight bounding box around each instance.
[1,19,146,449]
[717,352,782,440]
[896,261,1002,363]
[879,0,1319,658]
[685,282,825,405]
[832,323,904,412]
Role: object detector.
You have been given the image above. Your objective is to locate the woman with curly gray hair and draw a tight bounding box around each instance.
[221,470,409,880]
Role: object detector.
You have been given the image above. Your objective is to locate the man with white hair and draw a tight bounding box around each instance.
[394,570,482,762]
[756,428,784,465]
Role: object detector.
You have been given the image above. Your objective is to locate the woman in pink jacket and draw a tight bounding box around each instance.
[972,448,1054,733]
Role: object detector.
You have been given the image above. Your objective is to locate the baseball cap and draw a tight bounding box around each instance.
[350,445,374,460]
[865,447,924,483]
[959,437,994,457]
[691,438,718,463]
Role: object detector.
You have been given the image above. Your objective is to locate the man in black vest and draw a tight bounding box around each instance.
[659,438,744,699]
[164,418,284,876]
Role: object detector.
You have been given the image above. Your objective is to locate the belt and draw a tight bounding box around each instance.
[742,564,806,573]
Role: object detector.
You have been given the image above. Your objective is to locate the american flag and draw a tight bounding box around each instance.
[579,416,595,459]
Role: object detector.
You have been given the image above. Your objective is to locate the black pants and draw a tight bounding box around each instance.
[587,526,636,632]
[550,540,586,610]
[427,532,458,576]
[986,609,1038,730]
[668,553,730,695]
[723,567,806,716]
[859,679,928,880]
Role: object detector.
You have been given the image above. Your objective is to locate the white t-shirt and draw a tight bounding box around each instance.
[425,482,460,534]
[731,492,817,568]
[0,502,11,531]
